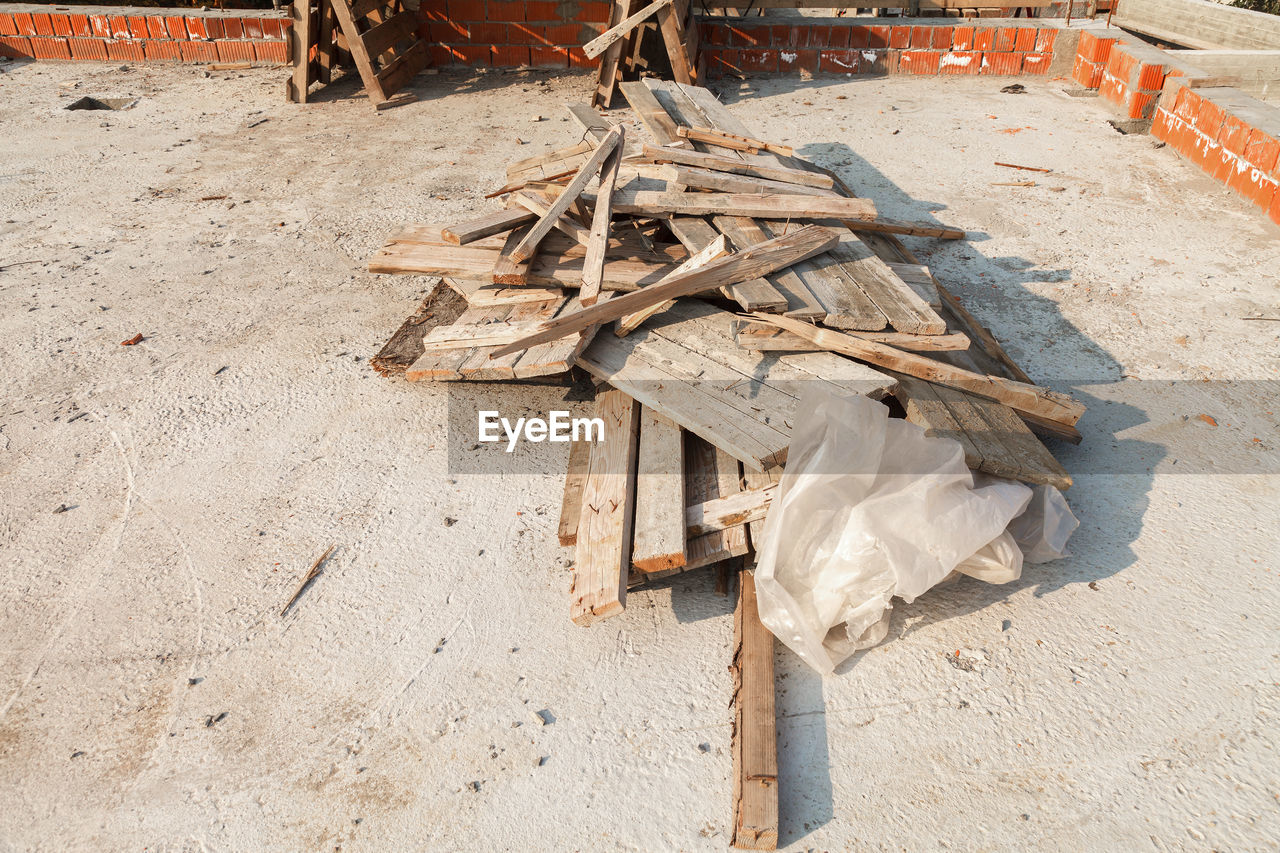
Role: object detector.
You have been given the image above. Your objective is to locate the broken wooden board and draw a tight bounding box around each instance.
[895,377,1072,490]
[370,281,469,376]
[685,433,750,570]
[611,190,877,222]
[445,279,564,307]
[576,300,895,471]
[732,570,779,851]
[507,139,597,183]
[632,407,687,573]
[641,143,834,189]
[405,296,600,381]
[663,217,786,314]
[571,389,641,625]
[558,436,593,547]
[583,0,673,58]
[442,208,537,245]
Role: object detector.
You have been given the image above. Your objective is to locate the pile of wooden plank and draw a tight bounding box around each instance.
[369,80,1082,849]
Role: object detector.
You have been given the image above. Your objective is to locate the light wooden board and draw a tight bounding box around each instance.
[666,216,787,313]
[731,569,778,851]
[685,433,749,570]
[631,407,687,573]
[571,389,640,626]
[558,437,593,547]
[576,300,895,470]
[731,319,971,353]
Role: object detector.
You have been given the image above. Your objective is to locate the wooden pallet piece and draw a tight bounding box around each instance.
[443,209,536,245]
[685,434,750,569]
[558,436,593,547]
[592,0,635,109]
[581,138,624,307]
[328,0,428,105]
[615,234,730,336]
[571,389,641,626]
[631,407,688,573]
[654,0,695,85]
[731,570,779,851]
[493,224,535,286]
[576,300,894,471]
[584,0,673,58]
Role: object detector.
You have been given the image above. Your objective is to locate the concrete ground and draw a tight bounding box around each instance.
[0,58,1277,852]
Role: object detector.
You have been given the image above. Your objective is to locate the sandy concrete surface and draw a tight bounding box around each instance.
[0,58,1277,852]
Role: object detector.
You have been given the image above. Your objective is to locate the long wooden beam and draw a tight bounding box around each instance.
[642,143,835,189]
[487,225,840,358]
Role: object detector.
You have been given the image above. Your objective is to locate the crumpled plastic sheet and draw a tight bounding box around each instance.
[754,389,1076,675]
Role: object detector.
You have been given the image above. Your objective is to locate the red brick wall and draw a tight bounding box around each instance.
[419,0,612,68]
[0,6,289,64]
[1152,86,1280,226]
[700,20,1058,77]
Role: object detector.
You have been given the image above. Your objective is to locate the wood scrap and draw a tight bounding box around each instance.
[677,125,795,157]
[731,318,971,353]
[581,136,624,306]
[632,407,687,572]
[583,0,673,59]
[641,143,835,189]
[731,570,778,850]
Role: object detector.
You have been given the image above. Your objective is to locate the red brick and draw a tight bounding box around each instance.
[163,16,187,39]
[702,48,737,77]
[1226,159,1278,210]
[1106,48,1136,82]
[1127,92,1156,119]
[973,27,995,51]
[1169,115,1198,158]
[1195,98,1227,137]
[144,39,182,61]
[810,25,848,49]
[1187,131,1221,175]
[126,16,149,39]
[866,26,890,48]
[490,44,530,65]
[703,22,730,47]
[1244,129,1280,174]
[489,0,526,21]
[982,51,1022,75]
[940,50,981,75]
[242,18,264,39]
[1071,56,1101,88]
[254,39,288,64]
[899,50,940,74]
[469,22,508,43]
[910,26,930,48]
[847,25,871,48]
[1173,86,1201,122]
[993,27,1015,52]
[738,48,777,73]
[930,27,952,49]
[530,44,568,67]
[66,14,91,38]
[1269,188,1280,225]
[261,18,284,39]
[179,40,219,61]
[28,35,69,59]
[819,48,859,74]
[1077,30,1114,62]
[0,34,31,57]
[216,40,256,62]
[567,46,592,68]
[429,44,458,65]
[1022,52,1051,75]
[778,48,818,73]
[106,16,128,39]
[14,13,36,36]
[889,26,910,49]
[448,0,485,18]
[523,1,559,20]
[221,18,243,39]
[573,2,611,23]
[106,39,145,61]
[0,13,15,36]
[1218,115,1252,157]
[430,20,468,40]
[1014,27,1036,52]
[952,25,974,50]
[864,48,897,74]
[1098,74,1126,106]
[1210,144,1238,182]
[446,42,487,63]
[88,15,110,37]
[508,23,546,44]
[67,37,108,60]
[51,14,72,37]
[32,13,54,36]
[1035,28,1057,53]
[1151,107,1176,143]
[543,23,581,43]
[1136,61,1165,92]
[185,16,209,39]
[141,16,164,39]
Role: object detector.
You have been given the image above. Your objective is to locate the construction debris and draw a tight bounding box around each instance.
[368,81,1083,850]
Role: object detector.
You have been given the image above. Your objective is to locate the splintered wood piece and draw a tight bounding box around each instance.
[686,484,774,537]
[665,216,784,313]
[731,570,778,851]
[571,390,641,626]
[583,0,672,58]
[751,313,1085,429]
[740,465,781,555]
[592,0,636,109]
[641,144,834,189]
[581,131,625,307]
[514,190,594,248]
[511,127,624,264]
[678,125,794,157]
[487,225,840,358]
[654,0,694,85]
[615,234,730,336]
[709,217,824,319]
[566,104,613,141]
[443,209,536,245]
[612,190,875,221]
[685,434,750,569]
[626,163,834,198]
[454,283,564,307]
[492,224,535,286]
[731,319,970,353]
[558,436,593,547]
[507,140,595,182]
[631,407,687,573]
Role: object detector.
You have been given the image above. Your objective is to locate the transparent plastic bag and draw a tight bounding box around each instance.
[1008,484,1079,563]
[753,389,1033,675]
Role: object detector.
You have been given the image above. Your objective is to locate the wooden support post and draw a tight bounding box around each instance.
[732,570,778,850]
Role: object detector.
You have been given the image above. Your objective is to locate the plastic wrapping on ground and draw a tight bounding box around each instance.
[754,389,1059,675]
